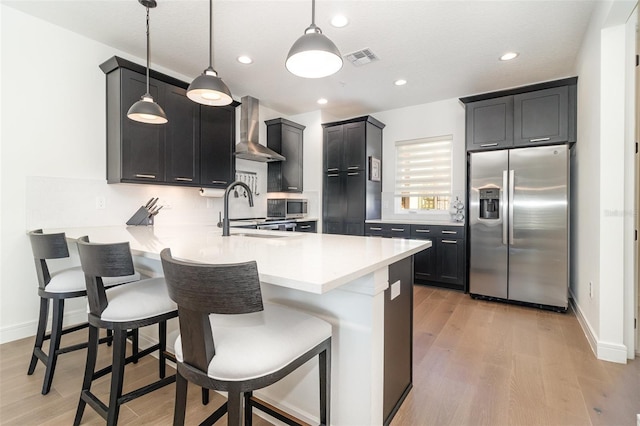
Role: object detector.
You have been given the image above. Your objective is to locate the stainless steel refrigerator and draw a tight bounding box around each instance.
[468,144,569,310]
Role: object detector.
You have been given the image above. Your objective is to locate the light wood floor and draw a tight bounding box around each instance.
[1,286,638,425]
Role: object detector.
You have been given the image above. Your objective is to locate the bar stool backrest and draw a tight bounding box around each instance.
[160,248,264,372]
[28,229,70,290]
[77,235,135,316]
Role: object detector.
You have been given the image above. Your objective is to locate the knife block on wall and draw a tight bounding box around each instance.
[126,206,154,226]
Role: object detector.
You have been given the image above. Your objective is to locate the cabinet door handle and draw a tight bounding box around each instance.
[300,225,310,229]
[327,168,339,172]
[414,229,430,233]
[391,228,405,232]
[441,230,457,234]
[175,177,193,182]
[530,137,551,142]
[480,143,498,147]
[442,240,458,244]
[287,186,298,190]
[348,172,359,176]
[369,227,382,231]
[347,166,359,170]
[135,174,156,179]
[327,174,340,177]
[211,180,227,184]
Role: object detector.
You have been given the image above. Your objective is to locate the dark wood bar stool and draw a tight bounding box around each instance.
[27,229,141,395]
[73,236,178,426]
[160,248,332,426]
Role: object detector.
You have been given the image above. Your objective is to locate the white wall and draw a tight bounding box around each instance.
[0,6,292,342]
[571,0,637,363]
[374,98,467,222]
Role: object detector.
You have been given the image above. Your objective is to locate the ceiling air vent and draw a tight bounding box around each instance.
[345,48,379,67]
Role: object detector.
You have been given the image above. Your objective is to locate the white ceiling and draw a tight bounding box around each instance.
[4,0,597,118]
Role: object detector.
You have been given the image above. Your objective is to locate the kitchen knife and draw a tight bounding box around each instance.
[144,197,154,208]
[147,198,158,210]
[149,205,163,217]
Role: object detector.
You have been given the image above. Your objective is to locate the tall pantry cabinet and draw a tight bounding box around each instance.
[322,116,385,236]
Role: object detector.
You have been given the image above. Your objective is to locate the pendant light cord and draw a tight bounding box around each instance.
[145,5,150,95]
[311,0,315,26]
[209,0,213,69]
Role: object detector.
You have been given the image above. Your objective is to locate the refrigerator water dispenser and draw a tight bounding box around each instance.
[479,188,500,219]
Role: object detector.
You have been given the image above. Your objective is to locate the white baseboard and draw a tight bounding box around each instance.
[569,291,628,364]
[0,307,88,344]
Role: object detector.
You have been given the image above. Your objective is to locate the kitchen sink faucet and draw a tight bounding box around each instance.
[222,181,254,236]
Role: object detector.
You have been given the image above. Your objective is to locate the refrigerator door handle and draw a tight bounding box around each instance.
[502,170,508,245]
[509,169,515,245]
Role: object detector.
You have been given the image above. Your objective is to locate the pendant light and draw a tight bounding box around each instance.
[127,0,168,124]
[286,0,343,79]
[187,0,232,106]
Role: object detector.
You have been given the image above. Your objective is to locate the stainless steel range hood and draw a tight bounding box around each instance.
[235,96,285,162]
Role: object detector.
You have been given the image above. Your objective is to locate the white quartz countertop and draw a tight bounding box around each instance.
[50,225,430,295]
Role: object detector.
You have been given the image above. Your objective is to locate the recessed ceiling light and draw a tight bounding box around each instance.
[394,79,407,86]
[237,55,253,64]
[331,15,349,28]
[317,98,328,105]
[500,52,519,61]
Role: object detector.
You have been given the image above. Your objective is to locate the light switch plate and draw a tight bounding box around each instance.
[390,280,401,300]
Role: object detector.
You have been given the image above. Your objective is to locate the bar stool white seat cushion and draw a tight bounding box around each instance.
[46,266,141,293]
[100,277,177,322]
[174,303,331,381]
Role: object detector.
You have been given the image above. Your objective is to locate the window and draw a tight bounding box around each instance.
[395,135,452,211]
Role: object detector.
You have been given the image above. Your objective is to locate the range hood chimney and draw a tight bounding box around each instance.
[235,96,285,162]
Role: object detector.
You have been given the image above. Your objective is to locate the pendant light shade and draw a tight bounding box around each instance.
[128,0,167,124]
[187,0,232,106]
[286,0,342,78]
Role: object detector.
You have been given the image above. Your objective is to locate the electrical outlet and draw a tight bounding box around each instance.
[95,196,106,210]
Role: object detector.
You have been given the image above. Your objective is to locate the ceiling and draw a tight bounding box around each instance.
[4,0,597,118]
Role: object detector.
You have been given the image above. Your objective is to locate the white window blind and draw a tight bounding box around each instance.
[395,135,452,208]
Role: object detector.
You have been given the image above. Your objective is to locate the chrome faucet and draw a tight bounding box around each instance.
[222,181,254,236]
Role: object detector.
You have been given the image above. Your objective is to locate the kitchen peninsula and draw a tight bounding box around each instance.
[50,225,430,425]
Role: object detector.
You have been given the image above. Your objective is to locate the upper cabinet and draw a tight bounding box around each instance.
[465,95,514,150]
[266,118,305,193]
[461,77,577,152]
[100,56,238,188]
[200,106,236,188]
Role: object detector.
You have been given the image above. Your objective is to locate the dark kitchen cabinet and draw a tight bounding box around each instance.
[322,116,385,236]
[410,224,466,291]
[115,68,166,183]
[465,95,514,151]
[164,85,200,185]
[364,223,410,239]
[295,220,317,233]
[200,105,236,188]
[461,77,577,152]
[266,118,305,193]
[514,86,569,146]
[100,56,237,188]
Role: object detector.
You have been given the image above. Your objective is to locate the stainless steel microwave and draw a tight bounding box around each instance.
[267,198,308,218]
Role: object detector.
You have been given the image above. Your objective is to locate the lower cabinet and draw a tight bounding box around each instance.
[365,222,467,291]
[411,224,466,291]
[295,220,317,233]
